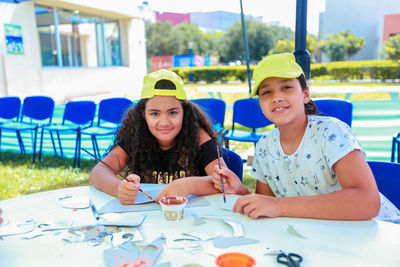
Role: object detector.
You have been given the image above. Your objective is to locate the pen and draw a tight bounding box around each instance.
[216,143,226,204]
[82,148,154,201]
[89,200,100,220]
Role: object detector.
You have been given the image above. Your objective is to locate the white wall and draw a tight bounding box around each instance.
[0,3,41,97]
[0,0,147,103]
[319,0,400,62]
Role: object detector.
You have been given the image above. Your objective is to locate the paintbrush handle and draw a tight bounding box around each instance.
[216,144,226,203]
[82,148,154,201]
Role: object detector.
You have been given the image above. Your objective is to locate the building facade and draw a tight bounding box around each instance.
[0,0,147,103]
[319,0,400,62]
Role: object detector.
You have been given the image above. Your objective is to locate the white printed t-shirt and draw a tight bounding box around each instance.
[251,115,400,220]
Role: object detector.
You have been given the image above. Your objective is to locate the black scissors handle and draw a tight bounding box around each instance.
[277,252,303,267]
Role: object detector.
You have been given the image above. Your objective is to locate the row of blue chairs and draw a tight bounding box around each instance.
[0,96,245,179]
[0,96,134,167]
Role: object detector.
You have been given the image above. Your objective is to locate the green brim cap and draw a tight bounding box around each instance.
[250,53,305,97]
[140,69,186,100]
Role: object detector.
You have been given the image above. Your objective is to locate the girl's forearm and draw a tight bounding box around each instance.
[89,165,121,198]
[277,188,380,220]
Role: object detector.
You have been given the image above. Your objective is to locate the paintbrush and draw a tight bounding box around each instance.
[82,148,154,201]
[216,144,226,204]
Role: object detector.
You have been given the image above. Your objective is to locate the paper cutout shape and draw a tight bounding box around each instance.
[287,224,307,239]
[264,248,284,255]
[192,214,206,226]
[183,231,220,241]
[165,237,200,249]
[98,213,146,227]
[62,225,111,246]
[60,196,90,209]
[104,235,164,267]
[104,228,144,247]
[136,190,160,204]
[0,220,35,237]
[99,195,210,214]
[213,236,259,248]
[21,223,52,239]
[219,194,241,211]
[201,216,244,237]
[153,262,173,267]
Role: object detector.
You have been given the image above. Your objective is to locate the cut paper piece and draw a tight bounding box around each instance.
[202,241,228,257]
[98,213,146,227]
[218,194,241,211]
[183,231,221,241]
[153,262,173,267]
[287,224,307,239]
[62,225,111,246]
[99,195,210,214]
[264,248,284,255]
[21,221,72,239]
[192,214,206,226]
[165,237,200,249]
[104,235,165,267]
[213,236,259,249]
[0,220,35,237]
[201,216,244,237]
[184,246,203,255]
[60,196,90,209]
[110,232,134,247]
[99,200,160,214]
[107,228,143,246]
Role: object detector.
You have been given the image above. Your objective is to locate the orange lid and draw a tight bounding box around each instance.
[215,252,256,267]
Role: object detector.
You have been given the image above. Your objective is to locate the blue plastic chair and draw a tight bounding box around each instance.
[39,100,96,167]
[223,98,273,149]
[313,98,353,127]
[0,96,54,162]
[81,97,133,158]
[368,161,400,209]
[391,132,400,163]
[0,96,21,123]
[191,98,226,134]
[222,147,243,181]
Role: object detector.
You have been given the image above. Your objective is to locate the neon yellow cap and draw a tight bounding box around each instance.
[250,53,305,97]
[140,69,186,100]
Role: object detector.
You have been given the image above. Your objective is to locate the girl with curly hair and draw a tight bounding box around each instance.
[89,69,224,204]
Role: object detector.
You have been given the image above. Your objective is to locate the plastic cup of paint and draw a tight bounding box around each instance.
[159,196,188,221]
[215,252,256,267]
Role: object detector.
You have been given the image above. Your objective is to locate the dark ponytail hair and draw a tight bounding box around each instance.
[297,74,319,115]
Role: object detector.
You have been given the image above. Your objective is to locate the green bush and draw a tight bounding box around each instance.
[171,60,400,82]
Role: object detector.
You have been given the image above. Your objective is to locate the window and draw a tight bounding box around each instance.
[35,5,123,67]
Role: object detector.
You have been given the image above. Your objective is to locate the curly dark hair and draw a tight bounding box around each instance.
[297,74,319,115]
[113,99,217,183]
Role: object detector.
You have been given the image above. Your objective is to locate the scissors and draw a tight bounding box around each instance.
[277,252,303,267]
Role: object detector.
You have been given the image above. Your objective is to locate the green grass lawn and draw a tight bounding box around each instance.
[0,83,397,200]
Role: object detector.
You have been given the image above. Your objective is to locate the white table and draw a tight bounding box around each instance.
[1,185,400,267]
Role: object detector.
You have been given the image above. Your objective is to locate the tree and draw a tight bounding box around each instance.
[145,21,222,59]
[319,30,364,61]
[145,21,178,58]
[268,34,318,62]
[218,19,276,64]
[383,34,400,60]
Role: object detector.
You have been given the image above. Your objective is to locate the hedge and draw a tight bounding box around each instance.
[170,60,400,83]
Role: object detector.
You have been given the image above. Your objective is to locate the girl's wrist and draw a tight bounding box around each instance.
[236,184,251,195]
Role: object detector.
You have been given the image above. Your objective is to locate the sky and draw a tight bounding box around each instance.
[145,0,326,35]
